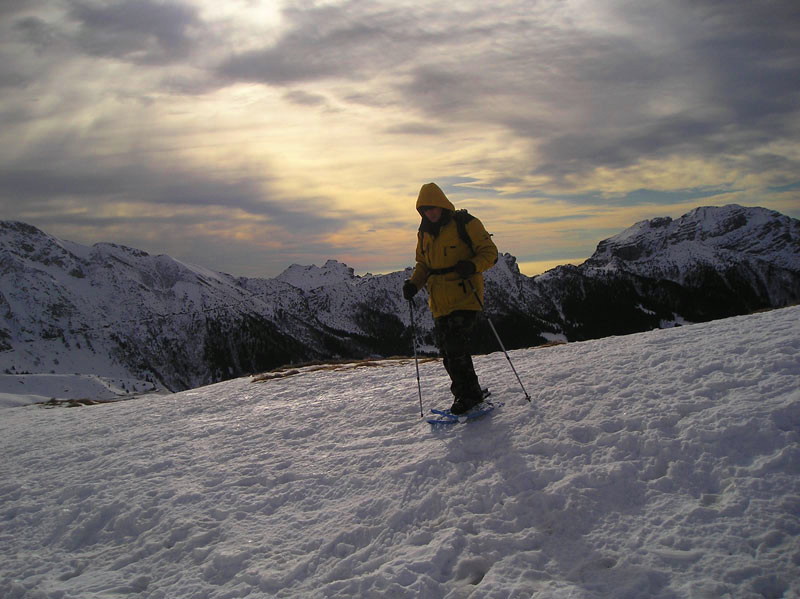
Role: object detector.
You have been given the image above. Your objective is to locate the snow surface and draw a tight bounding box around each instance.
[1,306,798,599]
[0,374,161,408]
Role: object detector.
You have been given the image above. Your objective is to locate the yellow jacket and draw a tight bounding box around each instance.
[409,183,498,318]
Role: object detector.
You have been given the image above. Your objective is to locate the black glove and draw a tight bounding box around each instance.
[454,260,476,278]
[402,280,418,300]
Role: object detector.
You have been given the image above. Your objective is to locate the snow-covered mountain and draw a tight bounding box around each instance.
[584,205,800,307]
[0,221,319,392]
[531,204,799,340]
[589,205,798,274]
[2,306,798,598]
[1,204,798,396]
[0,220,422,393]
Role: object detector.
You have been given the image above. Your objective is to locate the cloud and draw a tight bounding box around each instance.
[1,13,66,91]
[382,122,445,136]
[216,2,419,85]
[10,0,795,188]
[67,0,203,64]
[1,1,215,110]
[527,213,597,225]
[283,89,329,107]
[0,62,30,89]
[397,65,478,117]
[381,0,800,188]
[532,115,724,180]
[620,187,736,207]
[0,0,47,18]
[0,160,345,237]
[12,15,60,52]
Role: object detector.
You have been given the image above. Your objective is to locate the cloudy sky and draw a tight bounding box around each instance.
[1,0,798,278]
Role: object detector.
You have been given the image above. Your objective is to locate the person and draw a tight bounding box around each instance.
[403,182,498,414]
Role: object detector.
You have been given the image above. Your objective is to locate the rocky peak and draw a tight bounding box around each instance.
[275,259,357,291]
[587,205,800,274]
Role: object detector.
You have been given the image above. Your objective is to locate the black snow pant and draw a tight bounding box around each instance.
[434,310,483,401]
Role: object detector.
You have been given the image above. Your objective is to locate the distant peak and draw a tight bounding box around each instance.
[275,260,357,290]
[586,204,799,273]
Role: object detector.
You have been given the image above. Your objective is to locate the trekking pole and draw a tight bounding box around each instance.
[408,298,424,417]
[466,279,531,401]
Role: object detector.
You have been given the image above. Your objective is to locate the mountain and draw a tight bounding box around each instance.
[0,221,419,393]
[534,204,800,340]
[589,205,798,273]
[2,306,798,597]
[1,205,798,395]
[585,204,800,311]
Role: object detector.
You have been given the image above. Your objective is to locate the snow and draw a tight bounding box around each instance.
[0,374,160,408]
[1,306,798,599]
[659,314,693,329]
[275,260,357,291]
[540,332,568,345]
[591,204,800,278]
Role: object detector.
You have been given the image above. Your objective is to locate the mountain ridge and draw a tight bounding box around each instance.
[587,204,799,276]
[1,204,798,395]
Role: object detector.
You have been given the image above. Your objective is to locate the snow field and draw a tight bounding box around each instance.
[0,306,798,598]
[0,373,161,408]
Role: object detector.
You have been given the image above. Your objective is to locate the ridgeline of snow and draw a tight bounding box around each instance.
[3,206,799,395]
[587,204,800,278]
[275,260,358,291]
[2,306,798,598]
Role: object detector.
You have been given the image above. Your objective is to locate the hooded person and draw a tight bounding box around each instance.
[403,182,499,415]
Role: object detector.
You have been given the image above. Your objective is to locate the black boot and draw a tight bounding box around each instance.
[450,395,484,415]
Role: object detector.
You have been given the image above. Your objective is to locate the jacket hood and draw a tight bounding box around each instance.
[416,182,455,215]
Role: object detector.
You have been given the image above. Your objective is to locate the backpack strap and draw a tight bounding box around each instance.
[453,209,475,256]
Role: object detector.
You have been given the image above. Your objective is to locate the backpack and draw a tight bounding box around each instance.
[453,209,476,256]
[418,208,490,263]
[454,210,498,267]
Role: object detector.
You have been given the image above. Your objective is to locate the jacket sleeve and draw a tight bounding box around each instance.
[409,232,430,289]
[466,218,498,273]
